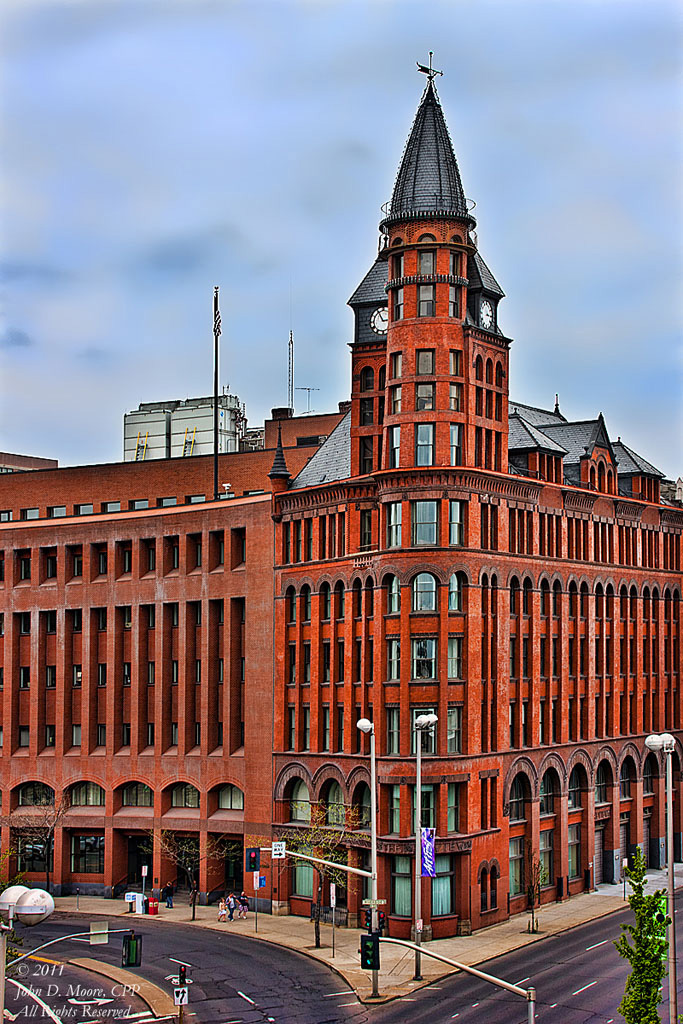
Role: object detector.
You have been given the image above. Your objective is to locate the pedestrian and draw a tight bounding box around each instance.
[217,897,227,923]
[238,892,249,919]
[163,881,174,909]
[227,892,236,922]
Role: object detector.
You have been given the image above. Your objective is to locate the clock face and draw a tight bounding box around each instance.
[370,306,388,334]
[480,299,494,330]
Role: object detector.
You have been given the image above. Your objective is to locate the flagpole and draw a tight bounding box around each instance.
[213,287,221,501]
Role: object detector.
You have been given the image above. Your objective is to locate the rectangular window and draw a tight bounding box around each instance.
[45,609,56,633]
[419,249,435,275]
[46,554,57,578]
[387,639,400,681]
[19,612,31,634]
[322,641,330,683]
[416,383,435,410]
[390,385,402,413]
[46,665,56,688]
[97,664,107,687]
[448,285,459,318]
[433,854,454,915]
[45,724,55,747]
[336,705,344,751]
[72,664,82,688]
[412,638,437,679]
[393,286,404,321]
[386,707,400,754]
[336,640,344,682]
[75,503,93,516]
[359,398,374,425]
[390,351,402,378]
[509,837,524,895]
[387,502,402,548]
[321,706,330,751]
[18,726,29,747]
[47,505,66,518]
[449,500,464,545]
[19,666,30,689]
[360,510,373,550]
[568,824,581,878]
[411,783,435,829]
[388,425,401,468]
[447,782,460,832]
[392,252,404,278]
[391,855,411,916]
[540,829,553,887]
[416,349,434,375]
[302,707,310,750]
[359,437,373,474]
[389,785,401,834]
[171,660,178,684]
[413,421,436,466]
[449,382,463,411]
[448,637,463,679]
[412,500,438,545]
[98,550,108,575]
[288,645,296,685]
[72,724,82,747]
[71,836,105,874]
[450,423,463,466]
[447,705,462,752]
[19,554,31,580]
[418,284,435,317]
[122,662,131,686]
[450,349,462,376]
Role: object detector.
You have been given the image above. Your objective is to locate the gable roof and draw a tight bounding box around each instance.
[612,440,663,478]
[291,411,352,489]
[508,414,567,454]
[538,417,616,465]
[508,400,566,426]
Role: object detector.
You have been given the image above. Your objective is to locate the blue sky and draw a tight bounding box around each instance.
[1,0,681,477]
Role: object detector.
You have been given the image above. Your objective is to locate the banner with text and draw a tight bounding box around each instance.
[421,827,436,877]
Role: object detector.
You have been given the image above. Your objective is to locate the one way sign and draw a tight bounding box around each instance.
[174,987,189,1006]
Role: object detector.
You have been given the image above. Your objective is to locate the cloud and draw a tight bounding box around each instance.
[0,327,33,348]
[0,261,70,285]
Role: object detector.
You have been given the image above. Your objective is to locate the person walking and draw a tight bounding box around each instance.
[238,892,249,920]
[163,881,174,909]
[227,892,236,922]
[217,897,227,923]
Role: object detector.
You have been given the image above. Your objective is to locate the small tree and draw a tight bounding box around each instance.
[279,801,366,949]
[4,793,71,894]
[149,830,239,892]
[614,848,669,1024]
[525,839,547,933]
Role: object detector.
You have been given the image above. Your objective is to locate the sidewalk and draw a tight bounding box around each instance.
[53,865,682,1004]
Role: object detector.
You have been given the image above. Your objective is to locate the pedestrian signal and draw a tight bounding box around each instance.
[360,933,380,971]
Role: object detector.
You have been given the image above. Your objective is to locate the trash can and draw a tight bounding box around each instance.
[147,897,159,916]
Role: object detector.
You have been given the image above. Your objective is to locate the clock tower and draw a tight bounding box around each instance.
[348,71,510,478]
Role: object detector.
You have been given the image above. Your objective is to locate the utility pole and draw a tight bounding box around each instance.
[212,287,221,501]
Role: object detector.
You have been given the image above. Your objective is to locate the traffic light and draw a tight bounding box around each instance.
[360,933,380,971]
[178,966,187,986]
[122,931,142,967]
[378,911,387,933]
[654,894,669,960]
[362,908,372,931]
[245,847,260,872]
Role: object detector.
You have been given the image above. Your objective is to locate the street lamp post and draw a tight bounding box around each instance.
[0,887,55,1021]
[413,712,438,982]
[357,718,379,998]
[645,732,678,1024]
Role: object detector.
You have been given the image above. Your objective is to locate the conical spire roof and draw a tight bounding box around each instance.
[268,426,290,480]
[381,80,473,229]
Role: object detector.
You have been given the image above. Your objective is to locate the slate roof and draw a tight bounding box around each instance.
[508,414,567,454]
[268,428,290,479]
[468,251,505,298]
[382,80,471,224]
[508,400,566,426]
[291,411,352,488]
[537,419,614,465]
[348,257,388,306]
[613,440,663,478]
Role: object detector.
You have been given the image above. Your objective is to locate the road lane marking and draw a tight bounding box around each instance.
[472,1002,479,1007]
[237,992,255,1005]
[550,1004,557,1008]
[27,956,62,964]
[586,940,607,951]
[515,977,530,984]
[8,979,61,1024]
[324,991,350,996]
[573,981,597,996]
[338,1003,357,1007]
[451,1015,459,1020]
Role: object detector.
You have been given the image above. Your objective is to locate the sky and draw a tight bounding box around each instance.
[1,0,681,477]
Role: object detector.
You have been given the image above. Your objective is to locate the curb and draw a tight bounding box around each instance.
[68,957,177,1018]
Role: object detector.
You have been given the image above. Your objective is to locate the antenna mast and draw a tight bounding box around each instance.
[288,331,294,410]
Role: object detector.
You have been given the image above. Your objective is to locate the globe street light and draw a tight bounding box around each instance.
[357,717,379,998]
[0,887,54,1021]
[414,712,438,981]
[644,732,677,1024]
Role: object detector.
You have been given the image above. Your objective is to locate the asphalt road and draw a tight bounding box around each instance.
[5,960,153,1024]
[10,896,681,1024]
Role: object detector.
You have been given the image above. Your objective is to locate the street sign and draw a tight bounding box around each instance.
[253,871,260,888]
[173,987,189,1006]
[89,921,109,945]
[416,918,423,933]
[362,899,387,907]
[259,876,266,889]
[330,883,336,908]
[272,841,286,859]
[141,865,148,877]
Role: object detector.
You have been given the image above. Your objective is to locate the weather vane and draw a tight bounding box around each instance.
[416,51,443,82]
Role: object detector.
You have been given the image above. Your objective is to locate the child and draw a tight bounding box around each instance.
[217,897,227,923]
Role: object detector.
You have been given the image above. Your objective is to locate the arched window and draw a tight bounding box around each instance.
[475,356,483,381]
[568,766,584,809]
[495,362,503,387]
[643,586,650,620]
[386,574,401,614]
[485,359,493,384]
[606,583,615,619]
[596,762,610,804]
[598,462,606,492]
[509,576,520,615]
[334,581,345,619]
[522,578,532,615]
[360,367,375,392]
[378,366,386,391]
[607,468,614,493]
[643,755,657,795]
[354,783,371,829]
[489,865,499,909]
[286,586,296,623]
[480,867,489,912]
[18,782,54,806]
[70,782,105,807]
[171,784,200,808]
[217,784,244,810]
[320,582,331,620]
[121,782,153,807]
[620,760,634,800]
[412,573,437,612]
[540,771,557,815]
[620,586,628,620]
[664,589,672,622]
[418,233,436,242]
[652,588,659,620]
[580,583,589,619]
[595,583,604,620]
[629,586,637,621]
[353,579,363,617]
[366,580,374,618]
[301,584,311,622]
[540,579,550,617]
[290,779,311,822]
[568,581,578,618]
[552,580,562,616]
[448,572,464,612]
[325,781,345,826]
[508,775,528,821]
[590,466,597,489]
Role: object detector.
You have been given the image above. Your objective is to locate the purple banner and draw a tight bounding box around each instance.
[421,827,436,877]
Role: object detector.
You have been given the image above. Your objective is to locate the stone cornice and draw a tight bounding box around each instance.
[614,500,643,522]
[563,490,596,513]
[660,509,683,529]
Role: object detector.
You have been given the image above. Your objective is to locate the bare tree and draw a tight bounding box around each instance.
[147,830,240,893]
[525,839,547,933]
[3,791,71,894]
[279,801,366,949]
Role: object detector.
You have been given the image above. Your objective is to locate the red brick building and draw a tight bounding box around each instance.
[0,78,681,936]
